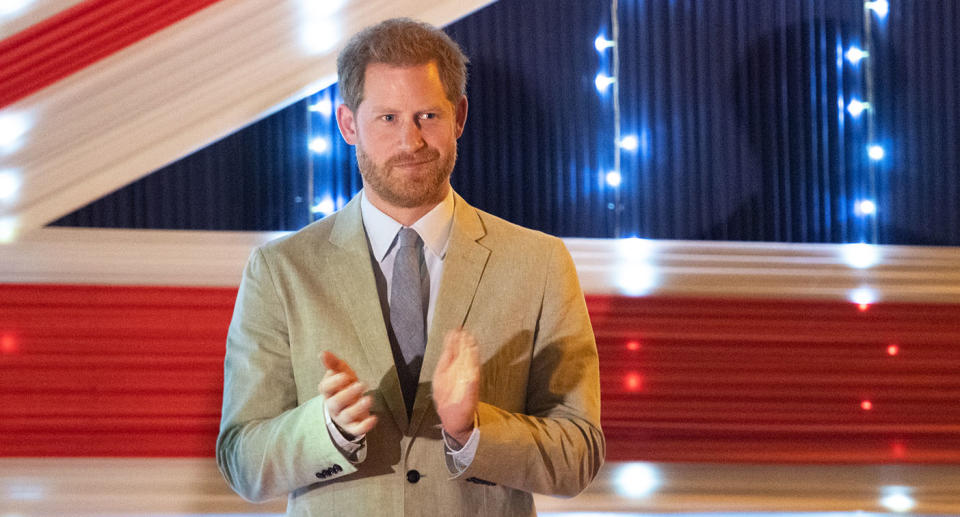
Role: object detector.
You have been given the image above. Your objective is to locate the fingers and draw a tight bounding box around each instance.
[436,330,460,371]
[323,379,378,436]
[324,380,368,415]
[322,350,356,377]
[451,331,479,379]
[320,351,358,397]
[319,370,355,398]
[319,351,378,436]
[342,414,378,437]
[337,392,374,423]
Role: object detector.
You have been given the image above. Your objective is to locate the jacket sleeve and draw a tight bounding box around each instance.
[215,248,356,502]
[456,237,606,496]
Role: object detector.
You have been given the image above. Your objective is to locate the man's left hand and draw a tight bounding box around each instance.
[431,328,479,445]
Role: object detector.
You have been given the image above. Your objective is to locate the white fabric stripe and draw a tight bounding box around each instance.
[1,458,958,514]
[2,228,960,304]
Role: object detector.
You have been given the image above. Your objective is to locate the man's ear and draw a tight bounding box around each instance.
[454,95,468,138]
[336,103,358,145]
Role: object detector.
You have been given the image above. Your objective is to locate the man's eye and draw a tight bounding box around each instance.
[381,115,395,122]
[419,113,437,120]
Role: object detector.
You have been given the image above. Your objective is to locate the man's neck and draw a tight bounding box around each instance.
[363,187,449,226]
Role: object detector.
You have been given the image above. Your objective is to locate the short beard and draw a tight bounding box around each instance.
[356,144,456,209]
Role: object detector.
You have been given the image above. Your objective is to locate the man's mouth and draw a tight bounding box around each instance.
[389,151,440,168]
[393,159,433,167]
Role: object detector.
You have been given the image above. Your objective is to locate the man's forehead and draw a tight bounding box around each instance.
[358,62,450,107]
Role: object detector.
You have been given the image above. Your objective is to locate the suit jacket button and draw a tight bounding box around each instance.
[406,469,421,483]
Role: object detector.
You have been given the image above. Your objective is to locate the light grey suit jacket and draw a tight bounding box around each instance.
[216,192,604,516]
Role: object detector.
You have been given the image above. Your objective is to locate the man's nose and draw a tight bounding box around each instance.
[398,118,425,151]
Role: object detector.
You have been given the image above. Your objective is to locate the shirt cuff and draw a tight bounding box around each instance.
[323,401,367,464]
[442,426,479,474]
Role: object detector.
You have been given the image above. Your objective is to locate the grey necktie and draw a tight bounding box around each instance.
[390,227,427,414]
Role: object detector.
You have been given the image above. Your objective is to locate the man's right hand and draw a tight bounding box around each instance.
[320,351,378,438]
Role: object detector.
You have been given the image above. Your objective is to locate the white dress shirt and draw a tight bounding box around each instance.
[324,188,478,473]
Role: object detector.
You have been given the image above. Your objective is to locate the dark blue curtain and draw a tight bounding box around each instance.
[53,0,960,246]
[52,100,313,231]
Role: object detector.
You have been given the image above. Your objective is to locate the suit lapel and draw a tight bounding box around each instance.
[410,193,490,433]
[327,195,409,431]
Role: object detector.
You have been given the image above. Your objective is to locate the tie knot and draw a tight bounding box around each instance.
[397,227,422,249]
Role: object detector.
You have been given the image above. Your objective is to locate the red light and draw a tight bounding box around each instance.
[626,340,641,351]
[624,372,643,392]
[858,303,870,312]
[0,334,17,355]
[887,344,899,356]
[861,400,873,411]
[892,441,906,458]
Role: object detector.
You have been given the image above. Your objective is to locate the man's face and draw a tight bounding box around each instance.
[337,61,468,211]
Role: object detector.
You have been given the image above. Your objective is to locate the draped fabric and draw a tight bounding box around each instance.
[54,0,960,245]
[880,1,960,245]
[0,0,225,109]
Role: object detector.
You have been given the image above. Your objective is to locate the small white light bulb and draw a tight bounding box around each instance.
[849,287,878,306]
[845,46,869,64]
[0,112,31,152]
[300,20,339,55]
[0,169,20,202]
[605,170,622,187]
[614,463,661,498]
[619,135,639,151]
[311,197,335,215]
[0,217,18,243]
[309,98,333,116]
[855,199,877,216]
[866,0,889,18]
[595,73,615,92]
[880,487,915,513]
[842,243,880,269]
[594,35,615,52]
[847,99,869,117]
[868,145,885,161]
[309,137,329,154]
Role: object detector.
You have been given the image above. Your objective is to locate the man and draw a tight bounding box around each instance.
[216,18,604,516]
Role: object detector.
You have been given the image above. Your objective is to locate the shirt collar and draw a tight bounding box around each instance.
[360,188,455,262]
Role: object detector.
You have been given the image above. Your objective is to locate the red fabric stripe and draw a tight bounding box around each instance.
[0,0,224,109]
[2,284,960,461]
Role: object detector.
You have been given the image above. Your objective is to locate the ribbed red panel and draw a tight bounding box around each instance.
[589,295,960,463]
[2,284,959,462]
[0,0,224,109]
[0,284,236,456]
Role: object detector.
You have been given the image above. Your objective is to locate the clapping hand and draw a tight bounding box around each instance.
[320,351,378,438]
[431,328,480,445]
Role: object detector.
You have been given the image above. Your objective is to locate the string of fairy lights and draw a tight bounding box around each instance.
[844,0,889,309]
[591,0,891,244]
[593,0,623,237]
[853,0,889,245]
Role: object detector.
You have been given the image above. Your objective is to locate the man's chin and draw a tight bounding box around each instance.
[383,184,446,209]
